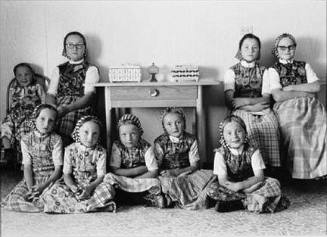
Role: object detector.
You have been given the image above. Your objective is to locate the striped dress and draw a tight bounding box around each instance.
[207,145,287,213]
[227,62,281,167]
[154,133,214,210]
[270,61,327,179]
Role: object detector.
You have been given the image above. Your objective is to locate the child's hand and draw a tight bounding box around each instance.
[76,186,92,200]
[283,85,294,91]
[225,181,242,192]
[160,169,177,177]
[232,98,250,109]
[243,182,263,193]
[31,184,45,196]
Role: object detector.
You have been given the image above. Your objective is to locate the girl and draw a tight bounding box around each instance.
[154,107,214,210]
[42,116,116,213]
[207,115,289,213]
[224,33,281,175]
[2,104,62,212]
[266,33,327,179]
[1,63,45,165]
[104,114,164,208]
[46,31,99,146]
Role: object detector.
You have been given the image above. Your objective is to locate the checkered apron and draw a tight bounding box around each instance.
[274,96,327,179]
[232,109,281,167]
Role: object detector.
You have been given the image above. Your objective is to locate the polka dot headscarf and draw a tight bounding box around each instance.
[160,107,186,133]
[71,115,102,143]
[272,33,297,58]
[118,114,144,136]
[218,115,248,148]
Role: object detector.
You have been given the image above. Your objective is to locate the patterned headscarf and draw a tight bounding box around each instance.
[235,33,261,61]
[71,115,102,143]
[271,33,297,58]
[218,115,248,148]
[161,107,186,134]
[62,31,88,59]
[118,114,144,136]
[29,104,58,131]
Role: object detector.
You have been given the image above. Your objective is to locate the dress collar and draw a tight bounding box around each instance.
[69,59,84,65]
[228,145,244,156]
[279,58,294,64]
[240,60,256,68]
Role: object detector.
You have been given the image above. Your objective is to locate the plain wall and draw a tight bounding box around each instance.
[0,0,326,164]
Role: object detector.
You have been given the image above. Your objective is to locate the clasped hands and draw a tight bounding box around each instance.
[71,185,92,200]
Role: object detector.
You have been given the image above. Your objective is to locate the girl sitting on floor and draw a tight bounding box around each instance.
[2,104,62,212]
[103,114,165,208]
[207,115,289,213]
[42,116,116,213]
[154,107,214,210]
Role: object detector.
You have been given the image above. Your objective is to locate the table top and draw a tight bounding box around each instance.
[93,78,221,87]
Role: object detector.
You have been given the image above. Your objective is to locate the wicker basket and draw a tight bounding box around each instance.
[108,65,141,82]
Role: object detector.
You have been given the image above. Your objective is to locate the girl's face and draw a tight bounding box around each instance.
[223,121,246,149]
[163,112,184,138]
[65,34,85,62]
[119,124,140,149]
[79,121,100,148]
[240,38,260,63]
[15,66,33,87]
[35,108,57,135]
[277,37,296,61]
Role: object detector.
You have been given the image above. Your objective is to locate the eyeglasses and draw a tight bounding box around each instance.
[278,45,296,51]
[66,43,85,49]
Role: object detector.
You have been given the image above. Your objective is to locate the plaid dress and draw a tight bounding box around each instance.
[230,62,281,167]
[42,143,116,214]
[272,61,327,179]
[1,81,44,153]
[103,139,162,205]
[207,145,286,213]
[154,133,214,209]
[2,131,61,212]
[55,62,93,140]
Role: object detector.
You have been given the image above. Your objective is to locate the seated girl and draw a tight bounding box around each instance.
[1,63,45,165]
[42,116,116,213]
[266,33,327,179]
[154,107,214,210]
[2,104,62,212]
[224,33,281,175]
[103,114,164,208]
[207,115,289,213]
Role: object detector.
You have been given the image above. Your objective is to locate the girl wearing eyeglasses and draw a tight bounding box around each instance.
[46,31,100,146]
[266,33,327,180]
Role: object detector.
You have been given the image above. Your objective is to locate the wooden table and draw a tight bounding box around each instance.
[94,79,220,163]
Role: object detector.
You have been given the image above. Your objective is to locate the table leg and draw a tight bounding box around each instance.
[105,87,112,153]
[196,85,206,164]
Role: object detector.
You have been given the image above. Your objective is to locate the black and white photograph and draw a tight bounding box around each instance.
[0,0,326,236]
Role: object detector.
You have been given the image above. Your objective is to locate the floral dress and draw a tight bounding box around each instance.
[42,142,116,214]
[1,80,44,152]
[2,131,62,212]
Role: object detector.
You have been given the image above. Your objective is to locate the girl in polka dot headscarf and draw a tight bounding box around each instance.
[42,115,116,214]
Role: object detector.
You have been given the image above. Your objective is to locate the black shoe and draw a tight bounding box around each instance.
[215,200,245,212]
